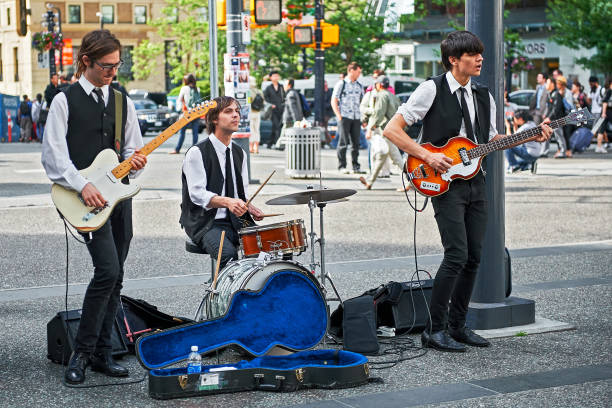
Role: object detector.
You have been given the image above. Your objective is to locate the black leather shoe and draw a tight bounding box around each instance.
[449,326,491,347]
[421,330,466,352]
[65,352,90,384]
[90,351,129,377]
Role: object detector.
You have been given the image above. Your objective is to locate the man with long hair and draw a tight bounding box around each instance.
[180,96,264,270]
[42,30,147,383]
[385,31,552,352]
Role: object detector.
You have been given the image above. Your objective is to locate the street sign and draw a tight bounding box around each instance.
[62,38,73,66]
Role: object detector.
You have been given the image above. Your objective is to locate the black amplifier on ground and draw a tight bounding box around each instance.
[376,279,434,333]
[46,309,128,365]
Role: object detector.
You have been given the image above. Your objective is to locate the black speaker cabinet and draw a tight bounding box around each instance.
[377,279,433,333]
[47,309,128,365]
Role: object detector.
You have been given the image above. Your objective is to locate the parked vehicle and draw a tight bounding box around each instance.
[133,97,179,135]
[508,89,535,111]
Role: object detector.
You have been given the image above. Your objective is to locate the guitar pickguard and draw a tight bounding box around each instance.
[441,160,480,181]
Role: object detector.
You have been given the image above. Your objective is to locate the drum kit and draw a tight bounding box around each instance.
[195,185,357,322]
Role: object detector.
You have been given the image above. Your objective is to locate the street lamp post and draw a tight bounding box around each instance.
[48,4,63,72]
[96,12,104,29]
[43,6,57,77]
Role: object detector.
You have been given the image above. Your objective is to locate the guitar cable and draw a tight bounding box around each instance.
[59,218,147,389]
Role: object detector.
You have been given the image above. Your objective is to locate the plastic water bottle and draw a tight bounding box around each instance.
[187,345,202,374]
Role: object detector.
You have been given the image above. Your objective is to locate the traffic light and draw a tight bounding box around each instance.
[291,22,339,48]
[15,0,29,37]
[217,0,226,26]
[292,26,313,45]
[254,0,281,25]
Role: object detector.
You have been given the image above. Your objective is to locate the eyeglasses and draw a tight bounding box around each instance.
[93,59,124,71]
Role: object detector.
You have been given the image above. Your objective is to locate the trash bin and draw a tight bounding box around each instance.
[284,127,321,178]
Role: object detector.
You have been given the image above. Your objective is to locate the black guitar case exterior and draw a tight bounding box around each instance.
[148,349,370,400]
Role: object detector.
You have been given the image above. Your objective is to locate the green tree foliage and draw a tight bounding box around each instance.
[547,0,612,74]
[248,0,388,79]
[131,0,225,94]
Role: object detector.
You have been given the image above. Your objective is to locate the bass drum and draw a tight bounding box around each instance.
[206,259,326,355]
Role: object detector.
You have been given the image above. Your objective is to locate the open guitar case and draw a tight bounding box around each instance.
[135,270,370,400]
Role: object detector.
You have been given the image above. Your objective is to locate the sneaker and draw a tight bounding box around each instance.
[595,146,608,153]
[353,168,366,174]
[339,168,351,174]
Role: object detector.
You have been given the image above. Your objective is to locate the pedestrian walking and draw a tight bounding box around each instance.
[530,72,549,125]
[544,76,568,158]
[275,79,303,149]
[170,73,201,154]
[249,76,264,154]
[332,62,365,174]
[263,71,285,148]
[18,95,33,142]
[31,93,44,142]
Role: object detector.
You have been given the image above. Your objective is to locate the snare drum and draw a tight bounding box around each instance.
[239,219,307,257]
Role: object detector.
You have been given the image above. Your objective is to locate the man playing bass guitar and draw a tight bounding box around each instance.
[384,31,552,352]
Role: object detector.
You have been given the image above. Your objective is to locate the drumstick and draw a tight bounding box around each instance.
[212,231,225,291]
[245,170,275,207]
[261,213,284,218]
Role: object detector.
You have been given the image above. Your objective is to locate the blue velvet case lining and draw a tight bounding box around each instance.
[137,271,329,370]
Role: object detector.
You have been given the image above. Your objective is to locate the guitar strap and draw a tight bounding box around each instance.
[113,89,123,157]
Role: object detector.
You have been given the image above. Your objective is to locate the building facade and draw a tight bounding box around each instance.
[379,0,597,89]
[0,0,169,99]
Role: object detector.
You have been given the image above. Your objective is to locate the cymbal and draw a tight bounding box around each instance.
[266,189,356,205]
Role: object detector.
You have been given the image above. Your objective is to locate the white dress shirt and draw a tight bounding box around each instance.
[397,71,498,141]
[41,76,143,192]
[183,134,250,219]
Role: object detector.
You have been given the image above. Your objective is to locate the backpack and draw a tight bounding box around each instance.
[299,92,311,118]
[251,93,264,111]
[186,86,200,109]
[19,101,31,117]
[569,127,593,153]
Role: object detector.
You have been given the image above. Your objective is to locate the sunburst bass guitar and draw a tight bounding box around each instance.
[405,108,592,197]
[51,100,217,232]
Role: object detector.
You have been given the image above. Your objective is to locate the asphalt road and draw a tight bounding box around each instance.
[0,136,610,407]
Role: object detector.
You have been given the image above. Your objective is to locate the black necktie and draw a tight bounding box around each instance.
[93,87,105,109]
[459,87,475,142]
[225,147,236,223]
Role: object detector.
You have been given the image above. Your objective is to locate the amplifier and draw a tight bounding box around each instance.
[46,309,128,365]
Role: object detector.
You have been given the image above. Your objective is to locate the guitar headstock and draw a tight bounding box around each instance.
[566,108,593,126]
[182,100,218,122]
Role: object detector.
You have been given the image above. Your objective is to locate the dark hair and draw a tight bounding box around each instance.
[206,96,240,135]
[184,73,196,87]
[269,70,280,77]
[589,76,598,83]
[605,77,612,89]
[538,72,549,80]
[347,62,361,72]
[76,30,122,78]
[287,78,295,88]
[22,94,28,100]
[554,68,563,75]
[514,109,533,122]
[36,93,42,101]
[373,69,384,77]
[440,31,484,71]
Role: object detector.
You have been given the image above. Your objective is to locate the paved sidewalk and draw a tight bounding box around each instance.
[0,139,610,407]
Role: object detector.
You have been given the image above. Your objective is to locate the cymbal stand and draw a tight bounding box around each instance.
[308,197,319,275]
[316,200,342,303]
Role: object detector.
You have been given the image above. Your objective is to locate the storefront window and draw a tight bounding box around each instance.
[68,5,81,23]
[102,5,114,24]
[134,6,146,24]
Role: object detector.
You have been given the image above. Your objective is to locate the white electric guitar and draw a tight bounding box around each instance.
[51,100,217,232]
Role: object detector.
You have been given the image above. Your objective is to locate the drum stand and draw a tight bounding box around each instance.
[308,197,342,304]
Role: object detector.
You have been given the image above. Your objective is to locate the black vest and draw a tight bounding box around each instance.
[180,139,252,244]
[64,83,127,170]
[421,74,490,146]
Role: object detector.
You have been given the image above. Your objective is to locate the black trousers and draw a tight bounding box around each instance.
[75,199,132,354]
[429,174,488,332]
[270,109,283,146]
[200,219,240,271]
[336,118,361,170]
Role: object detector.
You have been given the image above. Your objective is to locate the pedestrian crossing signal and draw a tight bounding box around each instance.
[293,26,313,45]
[254,0,281,25]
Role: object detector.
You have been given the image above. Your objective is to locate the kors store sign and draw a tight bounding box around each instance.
[522,39,559,59]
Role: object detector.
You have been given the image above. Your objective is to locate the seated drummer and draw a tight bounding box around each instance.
[180,96,264,270]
